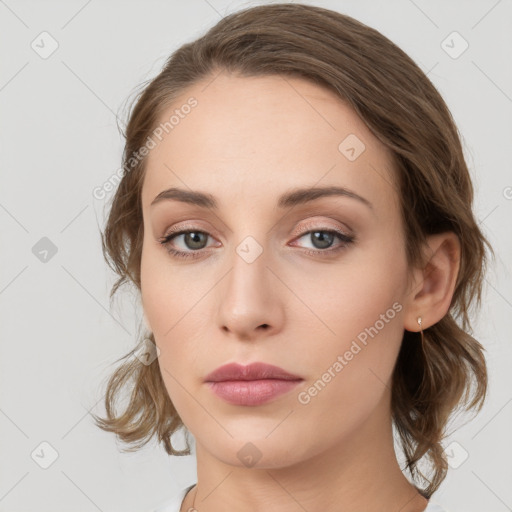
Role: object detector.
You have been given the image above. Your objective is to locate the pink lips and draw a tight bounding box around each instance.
[204,362,303,406]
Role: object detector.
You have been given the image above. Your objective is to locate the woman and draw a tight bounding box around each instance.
[93,4,493,511]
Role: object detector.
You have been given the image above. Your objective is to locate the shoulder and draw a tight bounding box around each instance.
[150,484,196,512]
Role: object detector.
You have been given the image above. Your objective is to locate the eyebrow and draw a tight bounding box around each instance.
[150,185,373,211]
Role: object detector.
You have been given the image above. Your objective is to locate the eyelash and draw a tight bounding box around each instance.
[157,227,355,260]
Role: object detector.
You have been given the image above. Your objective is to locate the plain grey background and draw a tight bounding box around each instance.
[1,0,511,511]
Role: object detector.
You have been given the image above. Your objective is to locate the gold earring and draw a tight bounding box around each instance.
[417,316,425,348]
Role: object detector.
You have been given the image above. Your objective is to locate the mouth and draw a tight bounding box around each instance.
[206,379,303,406]
[204,362,303,406]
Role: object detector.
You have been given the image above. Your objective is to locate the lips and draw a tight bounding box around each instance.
[204,362,304,406]
[204,362,302,382]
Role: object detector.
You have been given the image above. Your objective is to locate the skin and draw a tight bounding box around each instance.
[140,72,460,512]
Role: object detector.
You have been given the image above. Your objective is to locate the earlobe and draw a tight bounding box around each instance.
[404,232,461,331]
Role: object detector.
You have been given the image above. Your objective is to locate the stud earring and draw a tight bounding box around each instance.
[417,316,425,348]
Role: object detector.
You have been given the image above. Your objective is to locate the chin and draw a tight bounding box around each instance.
[199,432,313,470]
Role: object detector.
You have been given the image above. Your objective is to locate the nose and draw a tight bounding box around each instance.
[215,241,285,342]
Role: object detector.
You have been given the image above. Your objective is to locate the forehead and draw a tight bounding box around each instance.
[141,72,398,216]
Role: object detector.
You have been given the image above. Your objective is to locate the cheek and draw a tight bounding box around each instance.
[140,249,198,416]
[292,240,407,392]
[292,273,406,439]
[292,248,406,345]
[140,241,210,377]
[141,246,173,335]
[140,239,200,337]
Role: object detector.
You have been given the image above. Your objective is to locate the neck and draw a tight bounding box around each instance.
[181,392,428,512]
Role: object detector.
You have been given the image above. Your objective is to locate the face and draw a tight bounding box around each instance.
[140,72,413,468]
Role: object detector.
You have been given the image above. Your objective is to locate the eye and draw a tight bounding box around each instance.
[290,228,355,256]
[158,229,217,260]
[157,226,356,260]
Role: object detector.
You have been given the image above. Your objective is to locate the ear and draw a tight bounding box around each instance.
[403,232,461,332]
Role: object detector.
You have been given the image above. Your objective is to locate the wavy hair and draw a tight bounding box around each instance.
[91,3,494,498]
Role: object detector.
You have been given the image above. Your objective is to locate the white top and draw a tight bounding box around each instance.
[152,484,449,511]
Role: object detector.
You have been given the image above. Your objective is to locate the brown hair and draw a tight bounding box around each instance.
[92,2,494,498]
